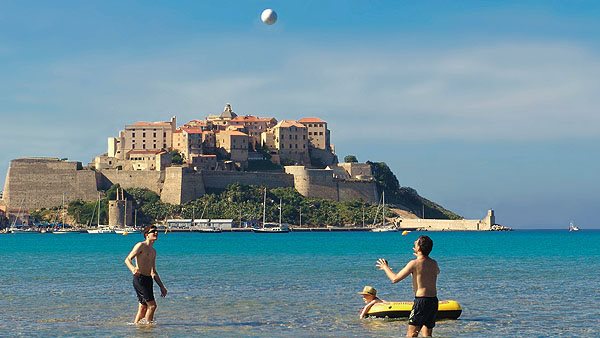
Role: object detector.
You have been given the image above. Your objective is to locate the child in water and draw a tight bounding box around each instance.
[358,285,384,319]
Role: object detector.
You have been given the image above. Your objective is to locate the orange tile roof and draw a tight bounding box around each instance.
[219,130,248,136]
[298,117,326,123]
[181,127,203,134]
[277,120,307,128]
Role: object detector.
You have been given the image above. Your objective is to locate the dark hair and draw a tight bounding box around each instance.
[143,225,157,238]
[417,236,433,256]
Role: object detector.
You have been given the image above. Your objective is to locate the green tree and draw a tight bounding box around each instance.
[344,155,358,163]
[170,150,184,165]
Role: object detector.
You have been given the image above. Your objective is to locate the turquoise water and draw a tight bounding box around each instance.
[1,230,599,337]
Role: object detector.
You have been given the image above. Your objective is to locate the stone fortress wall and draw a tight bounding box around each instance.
[1,158,99,211]
[1,158,376,211]
[98,169,164,194]
[285,165,379,203]
[1,158,496,231]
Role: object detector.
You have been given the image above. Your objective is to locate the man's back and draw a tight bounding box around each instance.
[411,256,439,297]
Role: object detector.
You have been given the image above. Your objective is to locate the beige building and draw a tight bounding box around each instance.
[172,127,204,163]
[108,116,176,160]
[262,120,310,165]
[229,115,277,150]
[215,130,249,166]
[126,150,171,171]
[298,117,330,151]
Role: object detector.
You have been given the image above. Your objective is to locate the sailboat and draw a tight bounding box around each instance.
[115,209,140,235]
[9,197,38,234]
[568,221,580,232]
[193,203,222,233]
[52,194,78,234]
[252,188,289,233]
[87,194,114,234]
[371,192,398,232]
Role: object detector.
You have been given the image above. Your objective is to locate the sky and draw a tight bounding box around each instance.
[1,1,599,229]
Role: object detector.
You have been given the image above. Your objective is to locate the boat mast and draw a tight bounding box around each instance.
[61,193,65,229]
[279,198,282,226]
[382,191,385,227]
[97,193,101,226]
[262,188,266,227]
[123,189,127,228]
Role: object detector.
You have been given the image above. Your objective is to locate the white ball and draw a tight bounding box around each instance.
[261,9,277,25]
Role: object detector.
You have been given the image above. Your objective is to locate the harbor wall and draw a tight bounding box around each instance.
[400,210,495,231]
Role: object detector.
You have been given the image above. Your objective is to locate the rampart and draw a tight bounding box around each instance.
[201,170,294,190]
[399,210,495,231]
[98,169,163,194]
[2,158,99,210]
[161,167,206,205]
[338,180,379,203]
[285,166,378,203]
[2,159,398,218]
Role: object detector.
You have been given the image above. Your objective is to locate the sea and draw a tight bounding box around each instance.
[1,230,598,337]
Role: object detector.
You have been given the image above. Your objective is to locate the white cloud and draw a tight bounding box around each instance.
[2,38,599,179]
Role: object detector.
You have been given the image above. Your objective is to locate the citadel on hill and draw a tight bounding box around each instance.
[1,104,378,214]
[0,103,498,231]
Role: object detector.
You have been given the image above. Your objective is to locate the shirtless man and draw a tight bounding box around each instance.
[124,225,168,324]
[376,236,440,337]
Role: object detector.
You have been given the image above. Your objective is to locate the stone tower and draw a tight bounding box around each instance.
[108,188,133,227]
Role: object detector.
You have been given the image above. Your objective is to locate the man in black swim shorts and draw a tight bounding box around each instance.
[133,274,155,305]
[409,296,439,330]
[125,225,168,324]
[377,236,440,337]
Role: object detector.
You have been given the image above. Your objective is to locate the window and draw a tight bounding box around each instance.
[153,132,156,137]
[319,132,323,135]
[143,133,146,137]
[132,133,136,138]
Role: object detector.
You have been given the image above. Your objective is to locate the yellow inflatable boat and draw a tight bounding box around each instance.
[366,300,462,319]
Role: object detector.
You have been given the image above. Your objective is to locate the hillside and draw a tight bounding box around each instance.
[367,161,463,220]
